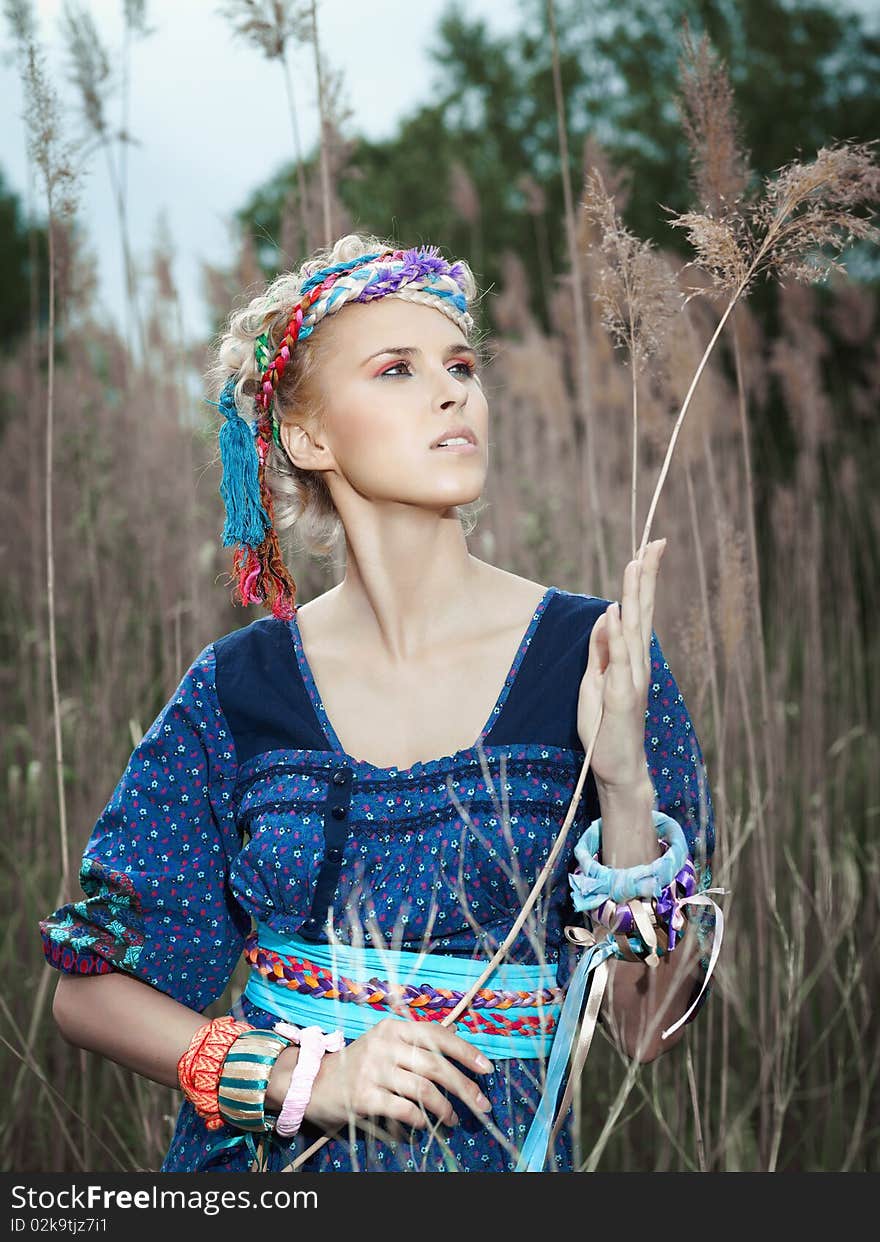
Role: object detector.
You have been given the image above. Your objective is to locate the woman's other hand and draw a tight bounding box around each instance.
[296,1018,495,1134]
[577,538,666,797]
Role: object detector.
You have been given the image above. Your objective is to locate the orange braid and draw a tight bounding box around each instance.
[177,1017,255,1131]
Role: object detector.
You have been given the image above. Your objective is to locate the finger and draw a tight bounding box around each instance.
[585,612,610,679]
[620,558,644,686]
[397,1021,494,1075]
[639,539,665,666]
[394,1044,494,1117]
[370,1088,434,1132]
[390,1068,460,1127]
[604,599,633,696]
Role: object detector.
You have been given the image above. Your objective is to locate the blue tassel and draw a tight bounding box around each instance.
[214,378,272,549]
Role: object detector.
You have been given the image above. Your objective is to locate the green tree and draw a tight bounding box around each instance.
[238,0,880,333]
[0,166,48,350]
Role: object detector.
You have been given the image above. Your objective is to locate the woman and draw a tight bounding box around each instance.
[40,234,716,1173]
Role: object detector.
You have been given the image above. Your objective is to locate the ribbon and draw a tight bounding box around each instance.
[516,884,727,1171]
[207,1129,267,1171]
[514,932,618,1172]
[660,889,726,1040]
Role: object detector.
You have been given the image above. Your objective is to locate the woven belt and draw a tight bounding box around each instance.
[243,925,562,1061]
[240,922,629,1172]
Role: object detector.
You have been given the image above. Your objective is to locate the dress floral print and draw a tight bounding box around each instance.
[40,587,715,1172]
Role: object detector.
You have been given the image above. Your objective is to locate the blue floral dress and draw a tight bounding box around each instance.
[39,586,715,1173]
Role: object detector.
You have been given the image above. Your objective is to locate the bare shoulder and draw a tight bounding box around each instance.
[473,563,550,630]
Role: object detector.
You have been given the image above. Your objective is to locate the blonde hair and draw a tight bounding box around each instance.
[206,233,488,563]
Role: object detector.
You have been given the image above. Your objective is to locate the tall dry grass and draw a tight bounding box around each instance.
[1,4,878,1173]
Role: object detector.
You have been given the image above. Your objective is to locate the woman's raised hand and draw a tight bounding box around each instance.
[576,538,666,795]
[301,1017,495,1134]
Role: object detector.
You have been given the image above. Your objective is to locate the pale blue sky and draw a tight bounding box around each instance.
[3,1,876,345]
[0,0,523,341]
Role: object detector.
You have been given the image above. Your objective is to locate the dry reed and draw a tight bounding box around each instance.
[1,5,878,1174]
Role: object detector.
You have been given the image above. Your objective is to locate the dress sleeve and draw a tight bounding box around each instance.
[645,628,715,880]
[38,643,249,1013]
[645,627,717,1015]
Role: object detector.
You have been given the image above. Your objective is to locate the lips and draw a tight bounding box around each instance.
[430,426,478,448]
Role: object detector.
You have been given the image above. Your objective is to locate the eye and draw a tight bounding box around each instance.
[377,359,478,379]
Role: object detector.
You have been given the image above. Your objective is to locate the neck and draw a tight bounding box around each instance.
[327,506,485,663]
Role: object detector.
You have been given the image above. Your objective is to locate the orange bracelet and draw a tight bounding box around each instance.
[177,1017,255,1130]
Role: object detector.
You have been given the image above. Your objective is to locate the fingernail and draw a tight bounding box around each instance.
[476,1054,493,1072]
[476,1094,492,1112]
[450,1113,460,1127]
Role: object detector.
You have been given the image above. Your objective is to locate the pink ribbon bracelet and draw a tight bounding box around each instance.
[272,1021,345,1138]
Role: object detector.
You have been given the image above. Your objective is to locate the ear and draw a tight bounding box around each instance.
[279,420,334,473]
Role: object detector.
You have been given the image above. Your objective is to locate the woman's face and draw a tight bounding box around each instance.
[281,297,489,513]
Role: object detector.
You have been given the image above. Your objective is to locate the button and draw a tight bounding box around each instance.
[327,847,343,862]
[330,805,347,820]
[332,768,349,785]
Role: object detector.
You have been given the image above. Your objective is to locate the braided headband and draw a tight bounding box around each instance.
[209,245,474,621]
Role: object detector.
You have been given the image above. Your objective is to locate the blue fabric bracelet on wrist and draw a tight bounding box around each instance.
[568,809,691,911]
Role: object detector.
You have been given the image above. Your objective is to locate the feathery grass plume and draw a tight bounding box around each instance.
[122,0,151,32]
[18,43,82,226]
[580,167,683,556]
[753,142,880,284]
[218,0,314,253]
[3,0,34,45]
[669,140,880,303]
[60,0,112,140]
[218,0,309,53]
[638,138,879,561]
[61,0,149,366]
[676,18,752,216]
[581,170,683,366]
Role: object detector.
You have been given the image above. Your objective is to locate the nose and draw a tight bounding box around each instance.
[435,364,468,410]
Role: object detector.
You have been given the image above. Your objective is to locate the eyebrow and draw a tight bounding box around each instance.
[361,343,477,366]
